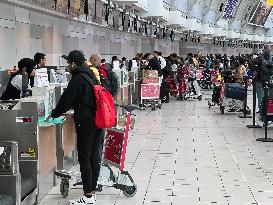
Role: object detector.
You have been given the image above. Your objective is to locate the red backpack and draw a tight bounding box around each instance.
[80,73,116,128]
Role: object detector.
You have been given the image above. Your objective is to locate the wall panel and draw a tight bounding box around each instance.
[0,27,17,68]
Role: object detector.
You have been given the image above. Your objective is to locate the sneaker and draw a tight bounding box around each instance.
[69,195,96,205]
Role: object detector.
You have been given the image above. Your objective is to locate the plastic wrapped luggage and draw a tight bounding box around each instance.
[224,83,245,101]
[212,86,221,104]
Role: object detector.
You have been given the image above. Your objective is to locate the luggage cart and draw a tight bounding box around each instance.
[140,70,161,110]
[207,82,250,115]
[55,105,139,198]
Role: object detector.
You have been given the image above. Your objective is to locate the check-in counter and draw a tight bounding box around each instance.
[0,82,77,203]
[39,125,57,176]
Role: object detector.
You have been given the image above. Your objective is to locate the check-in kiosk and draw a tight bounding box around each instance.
[0,99,41,204]
[0,66,76,204]
[0,141,22,205]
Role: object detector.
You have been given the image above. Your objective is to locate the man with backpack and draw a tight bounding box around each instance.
[47,50,101,205]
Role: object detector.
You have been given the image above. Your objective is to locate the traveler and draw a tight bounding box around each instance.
[253,45,272,112]
[32,52,46,86]
[110,56,119,70]
[34,52,46,68]
[188,58,202,97]
[154,51,166,70]
[0,58,36,100]
[88,54,102,83]
[237,57,247,83]
[48,50,101,205]
[148,54,162,76]
[100,59,108,77]
[121,57,127,68]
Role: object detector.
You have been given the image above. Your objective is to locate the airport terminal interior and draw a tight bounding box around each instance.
[2,0,273,205]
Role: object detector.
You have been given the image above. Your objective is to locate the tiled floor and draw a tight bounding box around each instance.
[40,90,273,205]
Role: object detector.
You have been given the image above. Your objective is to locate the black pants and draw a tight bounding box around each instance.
[75,120,102,193]
[160,79,169,101]
[99,129,106,155]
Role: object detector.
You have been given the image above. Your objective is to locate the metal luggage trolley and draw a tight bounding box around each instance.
[207,81,250,115]
[55,105,139,198]
[140,70,161,110]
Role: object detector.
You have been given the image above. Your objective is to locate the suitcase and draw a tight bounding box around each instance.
[261,99,273,122]
[224,83,245,101]
[212,86,221,104]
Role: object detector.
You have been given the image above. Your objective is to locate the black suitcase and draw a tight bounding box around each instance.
[212,86,221,104]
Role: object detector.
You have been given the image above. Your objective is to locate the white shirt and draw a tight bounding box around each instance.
[158,56,166,69]
[11,75,22,90]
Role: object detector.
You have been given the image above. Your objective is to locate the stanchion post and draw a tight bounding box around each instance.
[256,82,273,142]
[247,76,262,128]
[239,76,251,118]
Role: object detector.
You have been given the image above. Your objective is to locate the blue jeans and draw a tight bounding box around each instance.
[256,81,264,111]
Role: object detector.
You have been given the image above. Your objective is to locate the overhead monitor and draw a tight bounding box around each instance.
[249,0,272,27]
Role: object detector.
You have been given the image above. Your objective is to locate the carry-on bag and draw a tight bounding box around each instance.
[224,83,245,101]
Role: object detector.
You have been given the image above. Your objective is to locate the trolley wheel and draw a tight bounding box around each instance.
[123,184,137,197]
[208,101,212,108]
[220,106,225,114]
[158,104,162,109]
[60,179,69,198]
[151,106,156,111]
[96,184,103,192]
[246,108,251,115]
[198,95,202,101]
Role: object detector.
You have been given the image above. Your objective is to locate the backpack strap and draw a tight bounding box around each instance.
[78,73,96,86]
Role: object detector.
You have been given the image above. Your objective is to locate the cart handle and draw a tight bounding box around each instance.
[115,104,143,112]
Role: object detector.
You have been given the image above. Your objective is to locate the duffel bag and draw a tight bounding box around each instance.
[224,83,245,101]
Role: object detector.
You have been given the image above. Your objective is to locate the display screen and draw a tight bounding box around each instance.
[223,0,239,19]
[249,0,272,26]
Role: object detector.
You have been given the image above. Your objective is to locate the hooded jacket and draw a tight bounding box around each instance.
[51,64,96,123]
